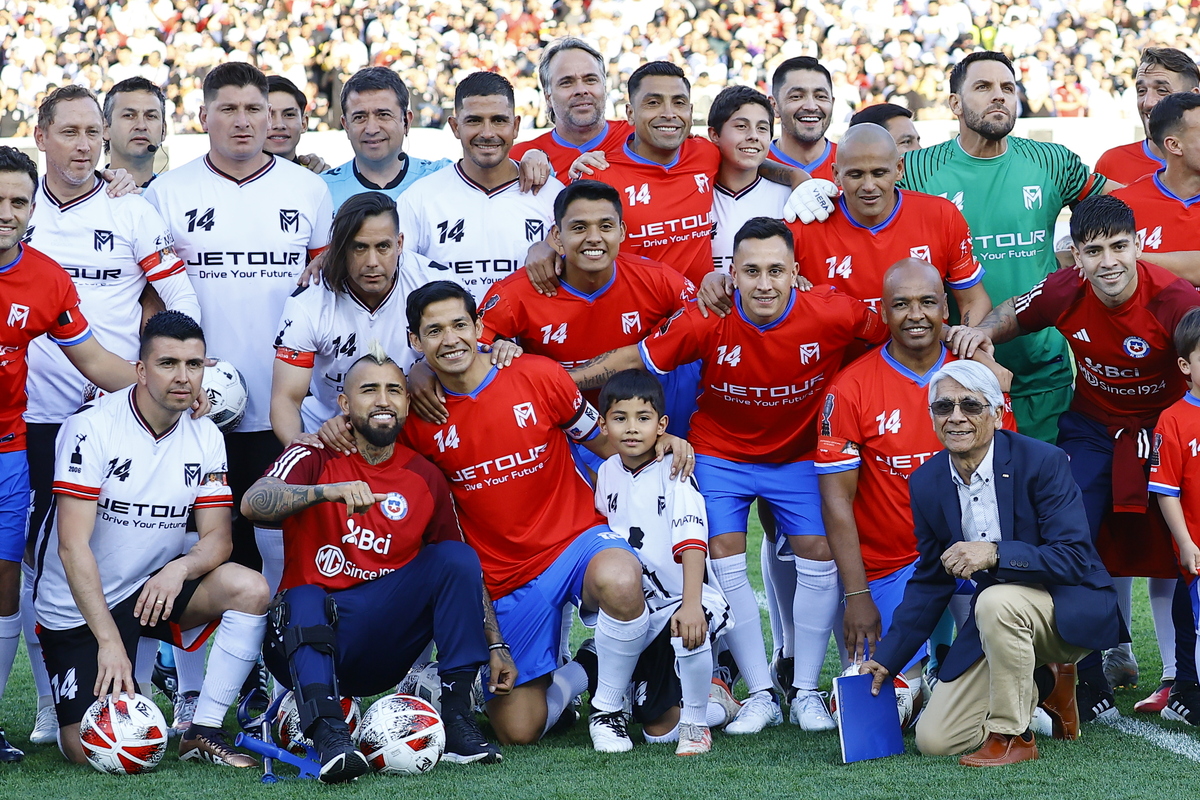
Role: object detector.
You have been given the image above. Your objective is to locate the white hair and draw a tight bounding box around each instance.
[927,360,1004,410]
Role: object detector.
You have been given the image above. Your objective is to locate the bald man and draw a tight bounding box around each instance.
[817,260,1013,683]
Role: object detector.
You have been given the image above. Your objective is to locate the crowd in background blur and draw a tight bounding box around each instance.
[1,0,1197,138]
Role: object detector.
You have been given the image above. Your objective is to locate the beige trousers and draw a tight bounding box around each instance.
[914,583,1091,756]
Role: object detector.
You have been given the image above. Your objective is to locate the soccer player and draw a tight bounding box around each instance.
[33,311,269,768]
[1148,306,1200,726]
[898,51,1115,443]
[849,103,922,153]
[767,57,838,181]
[1096,48,1200,186]
[245,348,507,781]
[949,194,1200,721]
[102,77,166,188]
[395,72,563,303]
[593,370,733,755]
[570,218,887,732]
[0,146,139,762]
[263,75,326,173]
[144,62,334,571]
[818,259,1013,682]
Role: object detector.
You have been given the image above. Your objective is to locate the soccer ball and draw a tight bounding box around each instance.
[79,693,168,774]
[275,691,360,756]
[396,662,441,711]
[357,694,445,776]
[203,359,248,432]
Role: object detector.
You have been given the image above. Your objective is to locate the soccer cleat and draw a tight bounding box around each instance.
[675,722,712,756]
[179,724,258,768]
[1076,680,1118,723]
[0,727,24,763]
[724,691,782,735]
[310,719,370,784]
[789,690,836,732]
[709,678,742,727]
[770,649,796,703]
[442,711,503,764]
[29,703,58,745]
[152,649,178,702]
[170,690,199,737]
[1029,707,1054,738]
[1161,681,1200,726]
[713,647,741,693]
[1102,646,1139,689]
[1134,682,1173,714]
[588,710,633,753]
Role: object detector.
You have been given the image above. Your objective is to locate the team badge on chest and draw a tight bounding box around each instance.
[380,492,409,520]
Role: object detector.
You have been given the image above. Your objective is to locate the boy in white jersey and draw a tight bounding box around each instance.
[593,370,732,756]
[395,71,562,303]
[33,312,269,767]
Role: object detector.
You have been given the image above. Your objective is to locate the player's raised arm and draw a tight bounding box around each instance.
[241,474,385,523]
[945,297,1025,359]
[59,336,138,392]
[950,281,992,329]
[270,358,314,446]
[568,345,646,391]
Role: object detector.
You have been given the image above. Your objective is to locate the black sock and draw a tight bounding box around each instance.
[1020,729,1034,742]
[1033,666,1055,705]
[1077,662,1111,694]
[440,670,477,718]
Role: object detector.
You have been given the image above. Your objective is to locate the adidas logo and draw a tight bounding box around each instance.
[1072,329,1091,342]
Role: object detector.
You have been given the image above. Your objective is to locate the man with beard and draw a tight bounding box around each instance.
[244,347,509,781]
[766,57,838,181]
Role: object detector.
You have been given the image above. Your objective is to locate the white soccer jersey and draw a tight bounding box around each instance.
[594,454,731,637]
[274,248,445,431]
[24,176,195,424]
[711,177,791,272]
[144,155,334,432]
[395,161,561,302]
[33,386,232,631]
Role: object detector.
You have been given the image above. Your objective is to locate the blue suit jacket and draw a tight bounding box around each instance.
[874,429,1121,682]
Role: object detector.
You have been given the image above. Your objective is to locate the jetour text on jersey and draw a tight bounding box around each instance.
[97,496,190,528]
[449,443,548,487]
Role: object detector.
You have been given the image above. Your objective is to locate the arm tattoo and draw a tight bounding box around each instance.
[243,477,325,523]
[757,158,802,187]
[570,350,619,391]
[977,298,1022,344]
[481,585,504,645]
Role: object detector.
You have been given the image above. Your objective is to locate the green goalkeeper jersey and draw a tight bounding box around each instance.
[899,136,1107,397]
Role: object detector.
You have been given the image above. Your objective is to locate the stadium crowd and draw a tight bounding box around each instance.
[4,0,1200,138]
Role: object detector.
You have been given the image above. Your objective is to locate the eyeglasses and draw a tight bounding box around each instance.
[929,398,988,417]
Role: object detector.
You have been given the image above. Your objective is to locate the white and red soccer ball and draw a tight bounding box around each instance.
[274,691,361,757]
[79,693,168,774]
[356,693,445,776]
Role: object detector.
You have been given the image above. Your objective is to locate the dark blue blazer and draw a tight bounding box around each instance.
[874,429,1121,682]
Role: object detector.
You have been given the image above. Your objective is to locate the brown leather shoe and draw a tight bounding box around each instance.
[1040,662,1080,740]
[958,732,1039,767]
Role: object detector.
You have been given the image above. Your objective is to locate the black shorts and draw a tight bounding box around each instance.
[226,430,284,570]
[39,571,211,726]
[630,626,683,725]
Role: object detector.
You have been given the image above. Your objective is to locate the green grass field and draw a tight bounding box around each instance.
[1,521,1197,800]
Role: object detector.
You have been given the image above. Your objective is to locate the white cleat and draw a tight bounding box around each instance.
[724,691,782,735]
[790,690,836,731]
[29,704,58,745]
[709,678,742,727]
[588,710,633,753]
[675,722,712,756]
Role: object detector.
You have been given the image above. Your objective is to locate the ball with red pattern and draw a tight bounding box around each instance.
[79,693,168,774]
[357,694,445,776]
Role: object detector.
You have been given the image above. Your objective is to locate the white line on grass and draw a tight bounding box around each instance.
[1099,715,1200,762]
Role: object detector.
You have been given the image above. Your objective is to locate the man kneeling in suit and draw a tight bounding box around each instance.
[861,360,1123,766]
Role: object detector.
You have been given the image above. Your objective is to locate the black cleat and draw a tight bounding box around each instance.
[311,720,370,784]
[151,649,178,701]
[1161,680,1200,726]
[0,727,24,763]
[1077,680,1118,723]
[442,711,502,764]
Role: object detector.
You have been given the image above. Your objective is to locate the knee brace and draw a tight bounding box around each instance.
[270,591,343,732]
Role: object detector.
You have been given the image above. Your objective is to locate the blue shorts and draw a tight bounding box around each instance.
[0,451,30,562]
[488,527,634,694]
[570,440,606,483]
[693,455,824,538]
[658,359,701,438]
[869,560,926,671]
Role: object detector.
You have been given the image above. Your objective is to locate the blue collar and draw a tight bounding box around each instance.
[0,243,23,274]
[442,363,499,400]
[734,289,795,331]
[769,139,832,173]
[1142,139,1167,168]
[1152,170,1200,208]
[881,342,948,387]
[551,122,611,154]
[622,135,680,169]
[1185,392,1200,409]
[838,190,904,234]
[560,261,617,301]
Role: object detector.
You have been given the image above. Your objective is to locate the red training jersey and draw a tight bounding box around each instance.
[787,189,984,313]
[265,443,461,592]
[0,244,92,453]
[1111,172,1200,255]
[587,135,721,285]
[640,287,886,463]
[1095,140,1164,188]
[1013,261,1200,422]
[400,356,605,598]
[767,139,837,182]
[510,121,634,178]
[1150,393,1200,558]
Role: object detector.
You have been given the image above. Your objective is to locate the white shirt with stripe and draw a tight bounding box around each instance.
[710,177,791,272]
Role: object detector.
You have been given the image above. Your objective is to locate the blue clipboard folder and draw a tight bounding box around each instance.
[832,673,906,764]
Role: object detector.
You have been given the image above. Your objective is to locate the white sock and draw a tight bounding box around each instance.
[1149,578,1177,680]
[254,527,285,597]
[791,557,839,691]
[706,702,727,727]
[559,603,575,666]
[542,660,588,737]
[763,545,796,658]
[134,637,158,687]
[1114,576,1134,653]
[673,636,713,726]
[592,607,649,713]
[761,542,784,657]
[0,611,19,702]
[192,610,266,728]
[644,722,679,744]
[711,554,772,693]
[176,644,208,694]
[20,574,50,698]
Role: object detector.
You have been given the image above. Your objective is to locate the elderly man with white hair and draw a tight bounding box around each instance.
[860,360,1123,767]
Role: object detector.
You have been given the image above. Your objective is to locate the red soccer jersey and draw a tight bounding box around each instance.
[815,345,1018,580]
[767,139,837,182]
[1014,261,1200,421]
[1095,140,1164,188]
[640,287,886,463]
[510,121,634,178]
[787,189,983,313]
[1111,172,1200,255]
[400,356,605,598]
[265,443,460,592]
[1150,393,1200,556]
[0,244,91,453]
[588,135,721,285]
